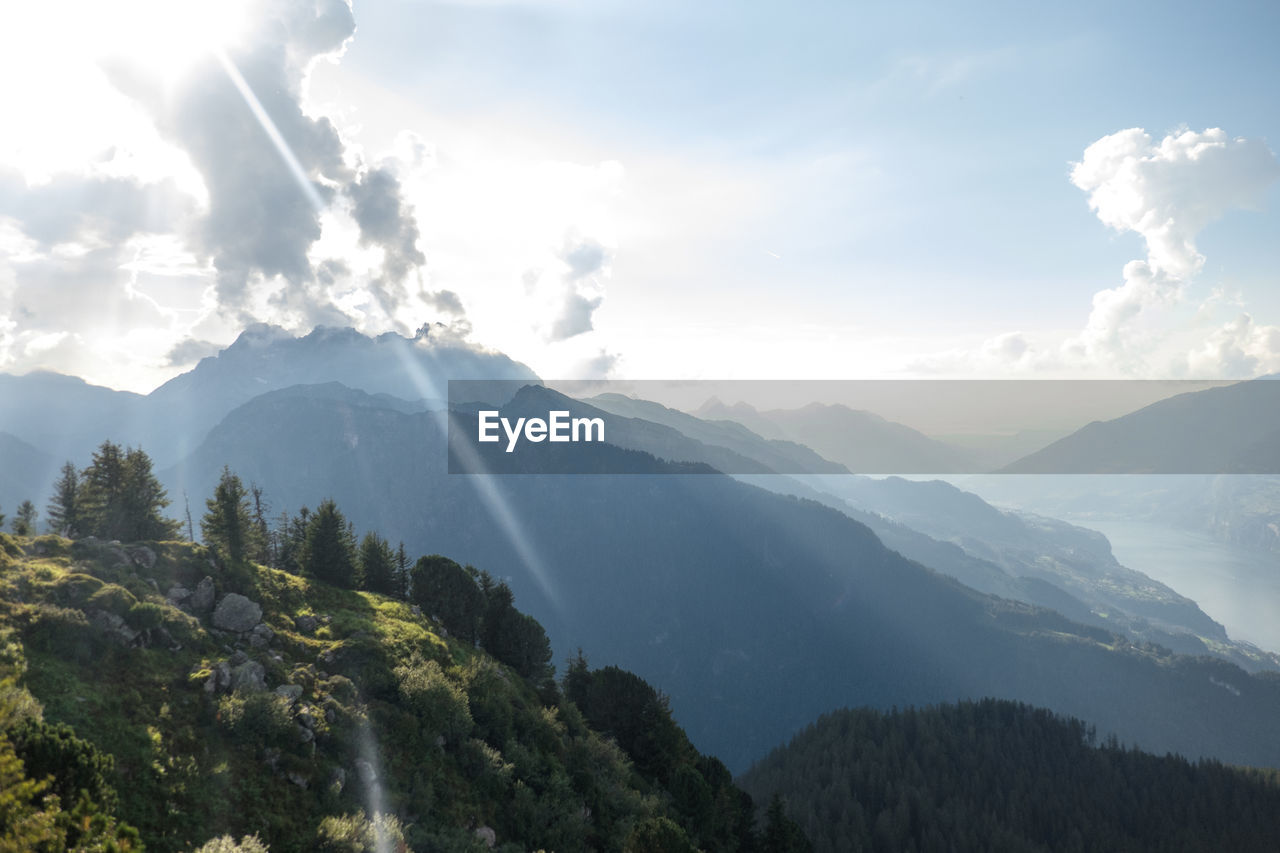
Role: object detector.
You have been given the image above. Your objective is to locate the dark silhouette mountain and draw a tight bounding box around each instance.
[163,383,1280,773]
[696,399,976,473]
[1004,379,1280,473]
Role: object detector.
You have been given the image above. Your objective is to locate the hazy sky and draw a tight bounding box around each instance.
[2,0,1279,391]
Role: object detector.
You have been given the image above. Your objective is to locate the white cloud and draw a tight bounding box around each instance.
[1185,313,1280,378]
[1064,128,1280,368]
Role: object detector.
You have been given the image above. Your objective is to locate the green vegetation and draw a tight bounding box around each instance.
[739,700,1280,853]
[0,454,808,851]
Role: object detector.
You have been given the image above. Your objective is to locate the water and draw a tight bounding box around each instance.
[1068,518,1280,654]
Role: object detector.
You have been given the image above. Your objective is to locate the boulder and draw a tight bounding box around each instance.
[128,545,157,569]
[89,610,138,646]
[275,684,303,705]
[166,584,192,606]
[474,826,496,849]
[189,577,215,613]
[231,660,266,692]
[249,623,274,649]
[213,594,263,633]
[294,614,319,634]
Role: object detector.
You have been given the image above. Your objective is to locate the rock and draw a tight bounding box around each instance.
[189,577,215,613]
[230,650,249,666]
[249,623,274,649]
[166,584,192,606]
[145,577,159,592]
[106,545,130,568]
[355,759,376,785]
[213,594,263,633]
[231,660,266,692]
[294,614,318,634]
[215,661,232,691]
[474,826,496,848]
[325,708,336,724]
[128,545,157,569]
[287,771,308,789]
[410,604,422,617]
[89,610,138,646]
[275,684,303,705]
[295,724,314,744]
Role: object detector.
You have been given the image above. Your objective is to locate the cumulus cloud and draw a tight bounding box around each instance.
[98,0,455,337]
[533,234,613,342]
[1065,128,1280,367]
[165,337,223,366]
[1185,314,1280,378]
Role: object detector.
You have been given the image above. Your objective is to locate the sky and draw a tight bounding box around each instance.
[1,0,1279,392]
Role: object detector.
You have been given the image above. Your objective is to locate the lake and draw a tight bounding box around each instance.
[1066,518,1280,654]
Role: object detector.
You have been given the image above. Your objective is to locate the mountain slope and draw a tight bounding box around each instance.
[1004,379,1280,474]
[696,399,976,474]
[0,532,785,852]
[164,383,1280,773]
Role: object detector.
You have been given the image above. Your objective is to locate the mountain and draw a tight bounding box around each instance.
[0,325,537,477]
[739,700,1280,853]
[0,430,55,517]
[696,399,976,473]
[163,382,1280,773]
[1004,379,1280,474]
[0,532,799,852]
[586,393,847,475]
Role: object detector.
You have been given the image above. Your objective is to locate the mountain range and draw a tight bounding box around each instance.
[5,327,1280,776]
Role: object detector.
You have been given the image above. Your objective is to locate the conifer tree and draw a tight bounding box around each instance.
[358,531,397,595]
[202,467,254,562]
[303,499,358,588]
[11,501,36,536]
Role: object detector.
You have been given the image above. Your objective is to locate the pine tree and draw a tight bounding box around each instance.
[303,499,358,588]
[358,532,397,595]
[11,501,36,536]
[46,461,81,538]
[394,541,410,600]
[202,467,254,562]
[79,441,177,541]
[249,484,270,564]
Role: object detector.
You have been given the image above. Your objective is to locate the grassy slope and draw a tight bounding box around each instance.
[0,532,693,852]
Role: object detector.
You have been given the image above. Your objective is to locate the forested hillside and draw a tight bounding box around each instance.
[0,451,808,852]
[739,700,1280,853]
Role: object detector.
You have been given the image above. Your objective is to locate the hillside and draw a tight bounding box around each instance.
[1003,379,1280,474]
[160,384,1280,774]
[739,700,1280,853]
[0,532,802,852]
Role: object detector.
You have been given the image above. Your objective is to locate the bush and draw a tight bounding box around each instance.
[85,584,137,619]
[396,656,473,746]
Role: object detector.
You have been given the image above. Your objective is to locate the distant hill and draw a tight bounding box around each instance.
[739,700,1280,853]
[162,383,1280,773]
[1004,379,1280,474]
[696,399,976,473]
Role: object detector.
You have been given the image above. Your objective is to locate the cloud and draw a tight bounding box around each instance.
[100,0,456,337]
[165,337,223,366]
[1064,128,1280,367]
[538,234,613,342]
[1185,314,1280,378]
